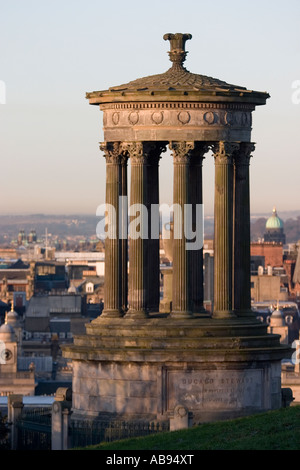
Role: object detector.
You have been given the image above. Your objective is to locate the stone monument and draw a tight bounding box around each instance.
[62,34,291,426]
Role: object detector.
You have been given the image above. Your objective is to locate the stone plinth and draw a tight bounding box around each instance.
[62,316,290,424]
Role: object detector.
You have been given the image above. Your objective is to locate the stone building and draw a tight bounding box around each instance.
[264,207,286,244]
[251,242,283,268]
[0,306,35,396]
[24,293,84,340]
[291,243,300,298]
[251,273,288,302]
[0,260,34,308]
[63,33,290,426]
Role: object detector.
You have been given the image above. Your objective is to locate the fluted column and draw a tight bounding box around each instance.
[170,141,194,318]
[120,154,129,313]
[124,141,165,318]
[212,141,239,318]
[233,142,255,316]
[100,142,126,318]
[147,143,167,312]
[189,143,209,315]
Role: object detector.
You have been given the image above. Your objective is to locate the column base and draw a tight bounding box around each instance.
[101,309,123,319]
[124,309,148,319]
[212,310,237,319]
[193,304,211,318]
[170,310,193,320]
[234,308,258,319]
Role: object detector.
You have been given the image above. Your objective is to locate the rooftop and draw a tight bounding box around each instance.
[266,207,284,230]
[87,33,270,106]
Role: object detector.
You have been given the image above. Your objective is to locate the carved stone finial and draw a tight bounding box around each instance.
[163,33,192,67]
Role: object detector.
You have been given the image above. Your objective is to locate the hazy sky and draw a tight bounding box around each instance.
[1,0,299,216]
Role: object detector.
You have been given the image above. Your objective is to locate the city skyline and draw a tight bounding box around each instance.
[1,0,300,216]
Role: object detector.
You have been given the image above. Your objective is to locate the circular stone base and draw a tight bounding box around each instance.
[62,315,291,424]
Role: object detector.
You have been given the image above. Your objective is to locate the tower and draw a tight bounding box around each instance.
[264,207,286,244]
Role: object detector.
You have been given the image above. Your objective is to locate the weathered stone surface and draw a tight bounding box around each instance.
[62,33,291,425]
[63,315,290,421]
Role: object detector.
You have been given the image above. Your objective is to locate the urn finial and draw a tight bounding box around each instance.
[163,33,192,67]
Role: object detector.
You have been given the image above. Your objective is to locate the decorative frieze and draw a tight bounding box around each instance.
[101,102,255,110]
[100,103,253,143]
[104,107,251,128]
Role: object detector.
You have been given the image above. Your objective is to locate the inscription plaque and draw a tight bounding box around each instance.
[167,369,263,411]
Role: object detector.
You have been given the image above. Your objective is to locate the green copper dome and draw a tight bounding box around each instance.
[266,207,284,230]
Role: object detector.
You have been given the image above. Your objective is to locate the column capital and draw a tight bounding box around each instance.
[234,142,256,165]
[212,141,240,164]
[122,141,167,165]
[169,141,195,163]
[100,141,127,164]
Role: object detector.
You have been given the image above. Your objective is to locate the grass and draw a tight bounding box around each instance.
[80,405,300,451]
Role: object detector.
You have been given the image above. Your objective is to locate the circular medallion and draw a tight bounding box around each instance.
[112,112,120,125]
[178,111,190,125]
[128,112,139,125]
[224,111,234,126]
[151,111,164,125]
[203,111,216,125]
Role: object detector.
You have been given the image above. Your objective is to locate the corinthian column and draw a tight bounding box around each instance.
[233,142,255,316]
[100,142,127,318]
[120,153,129,313]
[169,141,194,318]
[189,142,210,315]
[212,141,239,318]
[124,141,165,318]
[147,143,167,312]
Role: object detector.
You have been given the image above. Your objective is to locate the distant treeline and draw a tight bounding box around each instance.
[0,214,299,245]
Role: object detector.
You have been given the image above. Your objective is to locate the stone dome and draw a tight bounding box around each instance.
[269,304,285,327]
[7,308,19,327]
[0,321,15,342]
[266,207,284,230]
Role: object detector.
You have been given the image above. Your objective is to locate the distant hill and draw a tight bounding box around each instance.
[0,211,299,244]
[0,214,100,243]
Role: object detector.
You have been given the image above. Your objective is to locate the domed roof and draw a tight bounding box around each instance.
[0,319,15,342]
[266,207,284,230]
[87,33,270,106]
[7,308,18,326]
[269,304,285,327]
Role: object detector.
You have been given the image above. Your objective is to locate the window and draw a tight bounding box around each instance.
[86,283,94,293]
